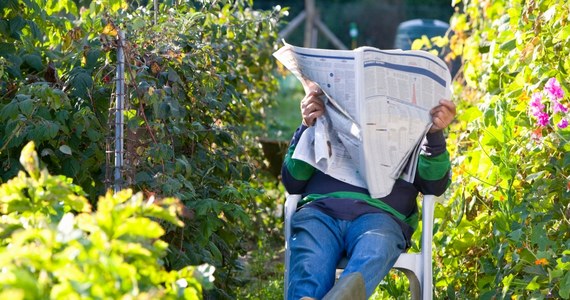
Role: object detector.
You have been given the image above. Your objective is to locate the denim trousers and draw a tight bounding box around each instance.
[287,207,406,299]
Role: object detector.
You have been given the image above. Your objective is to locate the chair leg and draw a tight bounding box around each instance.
[398,269,422,300]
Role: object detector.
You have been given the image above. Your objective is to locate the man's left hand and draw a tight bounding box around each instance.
[429,99,456,133]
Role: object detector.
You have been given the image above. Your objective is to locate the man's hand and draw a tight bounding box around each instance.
[429,99,456,133]
[300,82,325,127]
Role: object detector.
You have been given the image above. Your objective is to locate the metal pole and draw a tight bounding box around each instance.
[154,0,158,25]
[114,29,125,193]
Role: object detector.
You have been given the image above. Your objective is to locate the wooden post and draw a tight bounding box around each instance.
[278,0,348,50]
[304,0,316,47]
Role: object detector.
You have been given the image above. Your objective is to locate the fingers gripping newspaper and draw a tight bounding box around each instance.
[273,41,452,198]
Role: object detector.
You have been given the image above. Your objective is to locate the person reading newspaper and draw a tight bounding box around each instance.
[282,80,456,299]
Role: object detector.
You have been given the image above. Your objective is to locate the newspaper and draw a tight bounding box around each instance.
[273,41,452,198]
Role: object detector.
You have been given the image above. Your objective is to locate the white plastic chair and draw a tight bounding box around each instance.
[284,194,438,300]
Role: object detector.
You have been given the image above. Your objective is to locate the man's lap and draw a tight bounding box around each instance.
[288,207,406,299]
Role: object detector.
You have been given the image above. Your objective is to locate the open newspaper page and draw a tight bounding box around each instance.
[273,42,452,198]
[357,47,452,197]
[273,41,366,188]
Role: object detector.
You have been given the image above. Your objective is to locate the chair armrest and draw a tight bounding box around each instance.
[284,194,301,245]
[421,194,436,254]
[284,194,301,299]
[420,194,438,300]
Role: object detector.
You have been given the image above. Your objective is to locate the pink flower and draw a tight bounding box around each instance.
[530,92,545,115]
[536,112,549,126]
[544,77,564,100]
[557,118,568,129]
[552,99,568,114]
[529,92,550,127]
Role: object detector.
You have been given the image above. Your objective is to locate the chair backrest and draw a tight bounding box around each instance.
[284,194,438,300]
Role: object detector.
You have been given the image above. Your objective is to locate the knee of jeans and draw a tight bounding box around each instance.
[290,260,336,299]
[349,232,405,261]
[363,228,406,249]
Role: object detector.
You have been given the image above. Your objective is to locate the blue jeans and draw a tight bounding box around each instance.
[287,207,406,299]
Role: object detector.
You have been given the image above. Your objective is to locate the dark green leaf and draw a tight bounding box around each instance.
[84,48,101,70]
[25,20,42,40]
[22,54,43,71]
[0,42,16,55]
[69,69,93,99]
[8,16,25,40]
[18,98,34,117]
[0,101,19,121]
[0,0,19,11]
[135,172,152,182]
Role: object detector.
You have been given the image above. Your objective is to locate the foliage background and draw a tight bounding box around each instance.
[0,141,211,299]
[2,0,570,298]
[429,0,570,298]
[1,0,286,298]
[254,0,454,50]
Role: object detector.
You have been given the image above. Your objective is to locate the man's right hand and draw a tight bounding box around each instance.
[301,82,325,126]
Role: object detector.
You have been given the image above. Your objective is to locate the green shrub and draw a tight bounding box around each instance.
[0,141,213,299]
[412,0,570,298]
[1,0,286,297]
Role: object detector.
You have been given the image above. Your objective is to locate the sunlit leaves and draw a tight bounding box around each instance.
[1,0,285,297]
[0,145,210,298]
[437,0,570,298]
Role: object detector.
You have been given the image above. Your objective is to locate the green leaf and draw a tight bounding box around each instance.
[0,268,42,298]
[208,241,222,263]
[62,157,79,176]
[115,217,164,239]
[83,48,101,70]
[134,172,152,183]
[457,106,482,122]
[17,97,34,117]
[86,128,101,142]
[20,141,39,179]
[25,20,42,40]
[6,54,22,77]
[507,228,522,243]
[8,16,25,40]
[59,145,72,155]
[142,198,184,227]
[560,271,570,298]
[112,240,153,257]
[69,69,93,99]
[499,38,517,51]
[46,121,60,139]
[0,0,19,11]
[22,54,43,71]
[523,265,547,276]
[0,42,16,55]
[0,101,19,121]
[525,276,540,290]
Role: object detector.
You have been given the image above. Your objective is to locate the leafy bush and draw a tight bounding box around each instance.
[0,141,213,299]
[415,0,570,298]
[1,0,286,297]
